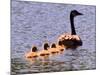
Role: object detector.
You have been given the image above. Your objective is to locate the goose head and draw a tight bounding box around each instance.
[70,10,83,17]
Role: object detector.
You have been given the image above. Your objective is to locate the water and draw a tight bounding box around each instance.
[11,0,96,74]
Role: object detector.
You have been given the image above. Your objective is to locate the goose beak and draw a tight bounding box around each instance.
[78,12,83,15]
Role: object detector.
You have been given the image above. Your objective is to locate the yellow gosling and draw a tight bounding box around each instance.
[48,43,59,56]
[25,46,38,64]
[38,43,50,61]
[56,41,65,54]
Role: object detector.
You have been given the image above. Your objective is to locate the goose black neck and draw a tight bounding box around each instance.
[70,15,76,35]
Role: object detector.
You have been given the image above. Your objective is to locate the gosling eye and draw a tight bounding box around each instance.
[32,56,38,58]
[47,53,49,55]
[51,52,56,54]
[60,49,64,51]
[40,54,45,56]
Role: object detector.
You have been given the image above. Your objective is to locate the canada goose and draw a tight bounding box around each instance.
[25,46,38,63]
[58,10,83,49]
[38,43,50,60]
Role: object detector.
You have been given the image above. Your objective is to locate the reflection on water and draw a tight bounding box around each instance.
[11,57,72,74]
[11,48,96,74]
[11,0,96,74]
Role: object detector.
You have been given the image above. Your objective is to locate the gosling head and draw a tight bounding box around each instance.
[51,43,56,48]
[44,43,50,50]
[58,41,63,46]
[32,46,38,52]
[70,10,83,17]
